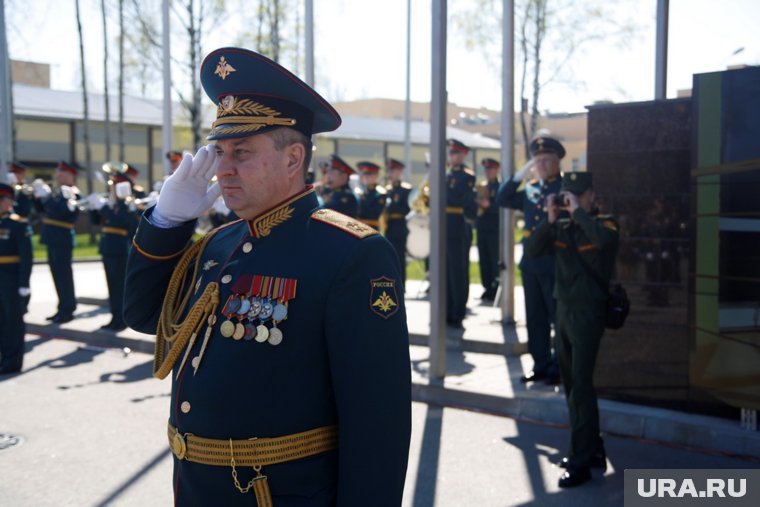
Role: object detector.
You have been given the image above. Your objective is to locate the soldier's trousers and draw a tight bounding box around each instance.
[386,233,408,286]
[0,275,25,371]
[48,245,77,316]
[522,270,557,375]
[103,254,127,326]
[446,232,468,323]
[477,227,499,295]
[556,301,606,470]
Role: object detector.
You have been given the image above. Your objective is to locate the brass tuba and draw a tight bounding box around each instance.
[406,176,430,259]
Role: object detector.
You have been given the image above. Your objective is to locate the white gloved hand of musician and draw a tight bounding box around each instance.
[7,173,17,185]
[87,192,106,211]
[60,185,76,200]
[18,287,31,297]
[32,179,51,198]
[153,144,222,226]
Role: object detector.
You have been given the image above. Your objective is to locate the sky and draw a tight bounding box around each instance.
[6,0,760,114]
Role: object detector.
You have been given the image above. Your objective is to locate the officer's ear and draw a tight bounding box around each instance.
[284,142,306,180]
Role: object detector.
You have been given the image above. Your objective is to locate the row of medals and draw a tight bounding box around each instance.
[218,295,287,346]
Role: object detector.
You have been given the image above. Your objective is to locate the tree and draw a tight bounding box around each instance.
[101,0,111,162]
[75,0,96,242]
[452,0,640,159]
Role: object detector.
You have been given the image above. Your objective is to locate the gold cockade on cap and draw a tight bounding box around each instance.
[214,56,236,80]
[210,97,297,137]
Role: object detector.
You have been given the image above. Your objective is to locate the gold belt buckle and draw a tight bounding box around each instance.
[171,431,188,460]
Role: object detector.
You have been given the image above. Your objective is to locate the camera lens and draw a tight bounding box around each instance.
[552,195,565,207]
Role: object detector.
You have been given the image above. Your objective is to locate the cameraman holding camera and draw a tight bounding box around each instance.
[527,172,619,488]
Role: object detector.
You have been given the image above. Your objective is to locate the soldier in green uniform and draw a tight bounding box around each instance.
[476,158,501,301]
[444,139,477,328]
[323,154,358,217]
[0,183,33,374]
[527,172,619,488]
[124,47,411,506]
[88,168,140,331]
[355,161,386,230]
[383,158,412,284]
[34,161,81,323]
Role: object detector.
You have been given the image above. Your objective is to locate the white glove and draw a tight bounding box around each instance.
[60,185,76,200]
[7,173,17,185]
[212,197,230,215]
[87,192,106,211]
[154,145,222,224]
[513,159,534,182]
[114,181,132,199]
[18,287,31,297]
[33,179,51,198]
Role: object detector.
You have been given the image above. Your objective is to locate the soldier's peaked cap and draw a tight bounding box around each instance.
[530,135,566,159]
[201,47,342,140]
[9,161,28,173]
[57,160,78,175]
[387,158,405,170]
[0,183,13,198]
[329,154,355,175]
[561,171,593,194]
[357,161,381,173]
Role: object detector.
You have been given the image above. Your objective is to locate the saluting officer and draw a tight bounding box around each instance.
[476,158,501,301]
[497,134,564,384]
[0,183,33,374]
[88,167,140,331]
[355,161,386,230]
[323,154,358,217]
[34,161,81,324]
[123,47,411,506]
[7,162,33,221]
[444,138,477,329]
[384,158,412,284]
[527,172,619,488]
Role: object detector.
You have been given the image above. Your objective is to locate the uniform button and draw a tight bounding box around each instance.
[181,401,191,413]
[221,274,232,284]
[535,216,540,220]
[191,356,200,369]
[242,242,253,253]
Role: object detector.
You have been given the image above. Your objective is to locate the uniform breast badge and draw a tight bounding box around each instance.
[369,276,400,319]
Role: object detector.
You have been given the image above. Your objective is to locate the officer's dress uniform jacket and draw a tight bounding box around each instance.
[475,178,500,298]
[496,175,562,376]
[0,212,33,372]
[90,200,139,327]
[323,184,358,218]
[527,208,619,470]
[13,190,33,221]
[384,181,412,281]
[446,164,476,323]
[38,189,80,316]
[124,187,412,506]
[356,184,386,230]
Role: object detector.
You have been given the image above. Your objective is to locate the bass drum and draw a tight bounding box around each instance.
[406,211,430,260]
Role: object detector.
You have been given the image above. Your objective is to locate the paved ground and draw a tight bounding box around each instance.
[2,337,756,507]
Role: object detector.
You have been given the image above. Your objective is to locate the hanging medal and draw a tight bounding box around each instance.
[219,295,237,338]
[254,276,272,343]
[268,277,297,346]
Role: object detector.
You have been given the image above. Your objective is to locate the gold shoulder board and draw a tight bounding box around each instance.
[311,209,378,239]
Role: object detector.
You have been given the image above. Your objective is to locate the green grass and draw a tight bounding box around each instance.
[405,258,522,286]
[33,233,100,260]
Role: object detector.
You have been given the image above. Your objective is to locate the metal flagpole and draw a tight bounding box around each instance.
[429,0,447,379]
[655,0,669,100]
[162,0,172,176]
[0,0,12,181]
[403,0,412,173]
[499,0,516,323]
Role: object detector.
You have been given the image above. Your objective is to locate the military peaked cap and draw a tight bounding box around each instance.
[330,154,355,175]
[481,158,500,169]
[57,161,78,175]
[166,150,183,162]
[0,183,13,198]
[447,138,470,153]
[201,47,342,140]
[8,161,28,173]
[561,171,593,194]
[386,158,405,170]
[530,135,566,159]
[357,161,381,173]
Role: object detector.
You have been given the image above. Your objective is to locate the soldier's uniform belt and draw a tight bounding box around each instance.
[0,255,20,264]
[42,218,75,229]
[102,226,128,236]
[522,229,532,239]
[446,207,464,214]
[387,213,405,220]
[167,422,338,466]
[361,219,380,227]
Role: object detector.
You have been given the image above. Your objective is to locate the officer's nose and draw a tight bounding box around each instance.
[215,154,237,178]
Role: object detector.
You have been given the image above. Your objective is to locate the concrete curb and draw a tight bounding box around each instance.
[27,310,760,462]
